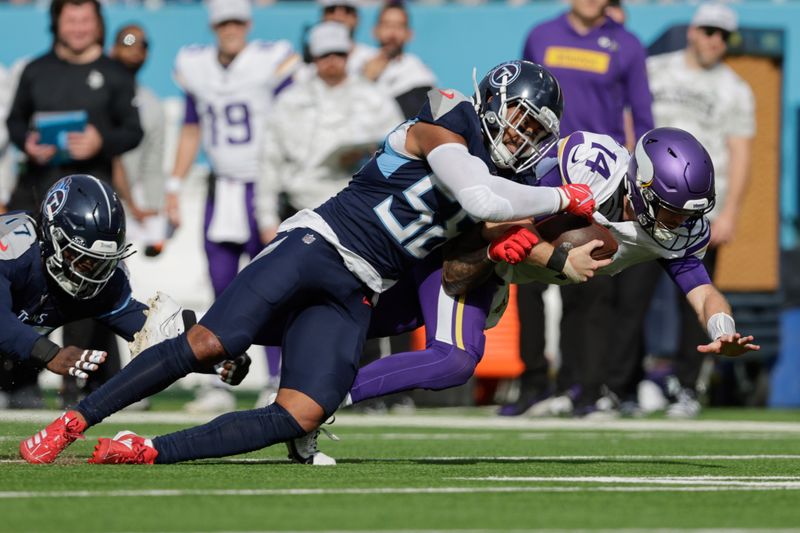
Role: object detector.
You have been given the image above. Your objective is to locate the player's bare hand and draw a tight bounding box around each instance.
[260,227,277,245]
[710,211,737,246]
[214,353,252,386]
[67,124,103,160]
[697,333,760,357]
[24,132,57,165]
[165,192,181,227]
[129,202,158,223]
[562,239,612,283]
[46,347,107,378]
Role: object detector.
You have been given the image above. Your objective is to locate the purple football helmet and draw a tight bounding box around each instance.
[625,128,715,250]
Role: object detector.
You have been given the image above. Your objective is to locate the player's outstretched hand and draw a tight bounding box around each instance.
[562,239,613,283]
[697,333,760,357]
[215,353,252,386]
[46,347,107,378]
[557,184,595,219]
[488,226,539,264]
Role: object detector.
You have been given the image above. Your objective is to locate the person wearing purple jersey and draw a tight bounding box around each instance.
[167,0,300,413]
[20,61,595,466]
[514,0,655,415]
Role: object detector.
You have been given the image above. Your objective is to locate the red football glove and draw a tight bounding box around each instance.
[557,184,595,219]
[488,226,540,265]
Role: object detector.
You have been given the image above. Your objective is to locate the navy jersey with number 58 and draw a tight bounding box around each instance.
[315,89,496,281]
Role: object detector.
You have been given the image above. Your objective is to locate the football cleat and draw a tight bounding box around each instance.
[666,388,701,419]
[287,426,338,466]
[20,410,86,464]
[88,431,158,465]
[260,392,339,466]
[128,292,192,358]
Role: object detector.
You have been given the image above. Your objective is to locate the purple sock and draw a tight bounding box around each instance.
[349,340,479,404]
[265,346,281,380]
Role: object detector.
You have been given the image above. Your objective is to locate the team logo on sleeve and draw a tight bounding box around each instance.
[489,61,521,88]
[44,178,71,220]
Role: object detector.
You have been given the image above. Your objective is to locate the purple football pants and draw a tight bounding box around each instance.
[351,254,498,403]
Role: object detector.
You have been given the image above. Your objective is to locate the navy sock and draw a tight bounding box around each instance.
[77,335,203,426]
[152,403,305,464]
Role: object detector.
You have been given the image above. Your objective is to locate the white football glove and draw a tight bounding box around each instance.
[129,292,195,358]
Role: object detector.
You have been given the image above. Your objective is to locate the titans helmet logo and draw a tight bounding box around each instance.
[489,62,521,88]
[44,177,71,220]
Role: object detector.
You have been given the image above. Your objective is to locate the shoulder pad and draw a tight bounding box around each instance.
[426,88,471,121]
[0,214,37,261]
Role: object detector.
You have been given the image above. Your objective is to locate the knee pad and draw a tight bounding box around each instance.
[426,341,480,390]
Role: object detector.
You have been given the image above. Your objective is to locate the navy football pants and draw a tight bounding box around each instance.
[200,229,373,415]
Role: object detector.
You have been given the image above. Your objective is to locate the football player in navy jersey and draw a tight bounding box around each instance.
[10,175,249,462]
[21,60,597,465]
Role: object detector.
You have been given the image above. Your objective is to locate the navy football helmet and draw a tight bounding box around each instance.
[473,60,563,173]
[625,128,716,250]
[40,175,133,299]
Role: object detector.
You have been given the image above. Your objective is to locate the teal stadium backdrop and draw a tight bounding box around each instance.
[0,1,798,246]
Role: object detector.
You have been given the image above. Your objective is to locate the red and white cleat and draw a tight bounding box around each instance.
[88,431,158,465]
[20,410,87,464]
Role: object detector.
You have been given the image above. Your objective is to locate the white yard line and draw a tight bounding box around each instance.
[451,476,800,487]
[2,454,799,465]
[2,410,800,433]
[7,455,796,464]
[1,484,800,499]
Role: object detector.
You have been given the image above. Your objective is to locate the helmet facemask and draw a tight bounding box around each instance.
[473,67,560,174]
[625,145,715,251]
[44,223,133,299]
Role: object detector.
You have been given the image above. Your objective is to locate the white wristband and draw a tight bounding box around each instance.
[165,176,183,194]
[707,312,736,340]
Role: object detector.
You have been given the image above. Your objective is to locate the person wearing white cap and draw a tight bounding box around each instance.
[257,20,403,246]
[169,0,300,414]
[317,0,377,76]
[646,2,755,418]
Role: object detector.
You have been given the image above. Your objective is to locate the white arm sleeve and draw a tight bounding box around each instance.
[426,143,562,222]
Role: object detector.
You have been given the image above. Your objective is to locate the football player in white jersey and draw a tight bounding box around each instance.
[167,0,299,410]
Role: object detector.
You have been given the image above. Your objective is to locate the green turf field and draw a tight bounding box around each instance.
[1,408,799,532]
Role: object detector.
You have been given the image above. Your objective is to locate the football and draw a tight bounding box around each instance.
[535,213,618,260]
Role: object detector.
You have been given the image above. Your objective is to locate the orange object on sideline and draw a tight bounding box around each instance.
[409,284,524,378]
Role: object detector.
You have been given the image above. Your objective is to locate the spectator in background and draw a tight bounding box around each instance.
[168,0,299,413]
[109,24,166,255]
[361,2,436,119]
[318,0,375,75]
[257,21,402,224]
[504,0,653,417]
[4,0,142,408]
[645,2,754,418]
[0,63,12,213]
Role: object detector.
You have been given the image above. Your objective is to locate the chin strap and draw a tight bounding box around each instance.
[471,66,481,112]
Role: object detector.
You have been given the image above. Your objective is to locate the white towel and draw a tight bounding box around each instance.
[207,178,250,244]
